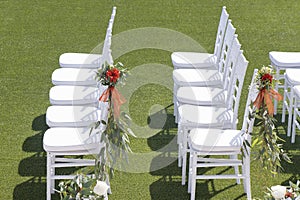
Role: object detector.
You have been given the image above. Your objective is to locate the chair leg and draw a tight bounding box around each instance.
[46,152,52,200]
[181,129,188,185]
[291,99,298,143]
[282,79,288,123]
[188,152,194,193]
[244,155,251,200]
[177,126,183,167]
[173,84,178,122]
[181,147,187,185]
[190,152,197,200]
[231,155,240,184]
[287,87,294,137]
[50,154,55,194]
[274,67,280,115]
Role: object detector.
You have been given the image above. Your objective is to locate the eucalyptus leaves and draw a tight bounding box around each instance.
[251,66,291,174]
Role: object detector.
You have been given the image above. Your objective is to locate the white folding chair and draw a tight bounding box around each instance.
[44,100,109,200]
[171,6,229,69]
[49,85,100,106]
[43,127,108,200]
[187,70,257,200]
[59,7,116,69]
[178,52,249,183]
[292,85,300,143]
[173,20,237,122]
[281,69,300,139]
[46,105,101,127]
[269,51,300,115]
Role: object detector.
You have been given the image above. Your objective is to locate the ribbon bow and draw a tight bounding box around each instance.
[99,86,126,118]
[253,88,283,116]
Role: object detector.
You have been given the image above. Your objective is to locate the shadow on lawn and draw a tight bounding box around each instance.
[147,105,247,200]
[14,114,68,200]
[13,114,48,200]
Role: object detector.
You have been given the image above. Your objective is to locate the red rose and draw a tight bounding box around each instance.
[106,68,120,83]
[261,73,273,83]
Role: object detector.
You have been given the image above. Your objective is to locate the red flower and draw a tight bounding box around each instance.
[106,68,120,83]
[261,73,273,83]
[285,191,293,198]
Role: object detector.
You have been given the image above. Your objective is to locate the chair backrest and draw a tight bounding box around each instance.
[241,69,259,145]
[227,52,249,129]
[101,7,117,66]
[222,36,241,90]
[213,6,229,62]
[218,20,236,76]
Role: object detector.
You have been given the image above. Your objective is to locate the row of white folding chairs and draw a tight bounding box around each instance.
[43,7,117,200]
[269,51,300,143]
[174,48,251,200]
[173,18,241,165]
[174,49,251,199]
[171,6,252,199]
[187,69,258,200]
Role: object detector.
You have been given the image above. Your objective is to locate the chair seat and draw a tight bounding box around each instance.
[177,86,227,106]
[286,69,300,85]
[294,85,300,98]
[43,127,102,152]
[178,104,234,128]
[59,53,102,69]
[46,105,99,127]
[173,69,222,87]
[269,51,300,68]
[189,128,243,152]
[52,68,98,86]
[171,52,218,69]
[49,85,99,105]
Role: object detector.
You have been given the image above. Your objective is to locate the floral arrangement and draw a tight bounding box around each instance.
[250,66,291,174]
[58,62,134,199]
[264,180,300,200]
[57,173,109,200]
[93,61,135,180]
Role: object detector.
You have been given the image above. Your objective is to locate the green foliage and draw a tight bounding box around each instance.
[57,174,104,200]
[252,104,292,174]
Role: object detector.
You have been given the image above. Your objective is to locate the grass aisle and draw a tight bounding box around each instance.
[1,0,300,199]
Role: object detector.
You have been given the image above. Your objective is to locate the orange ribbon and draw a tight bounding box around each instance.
[253,88,283,116]
[99,86,126,118]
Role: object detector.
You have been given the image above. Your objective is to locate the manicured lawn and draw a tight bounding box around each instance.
[1,0,300,199]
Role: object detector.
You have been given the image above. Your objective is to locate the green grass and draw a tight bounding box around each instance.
[1,0,300,199]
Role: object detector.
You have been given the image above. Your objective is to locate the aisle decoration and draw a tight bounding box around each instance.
[93,62,135,181]
[57,62,135,199]
[264,180,300,200]
[250,66,291,174]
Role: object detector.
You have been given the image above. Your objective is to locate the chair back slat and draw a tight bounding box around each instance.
[214,6,230,62]
[227,52,249,129]
[101,7,117,66]
[222,36,241,90]
[242,69,259,133]
[218,20,236,76]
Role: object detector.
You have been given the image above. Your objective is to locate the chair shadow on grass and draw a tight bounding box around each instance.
[13,114,79,200]
[147,104,246,200]
[13,114,48,200]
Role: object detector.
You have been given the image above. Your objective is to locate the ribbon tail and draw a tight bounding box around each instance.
[253,90,264,110]
[269,88,283,101]
[111,88,126,118]
[99,88,111,102]
[264,90,274,116]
